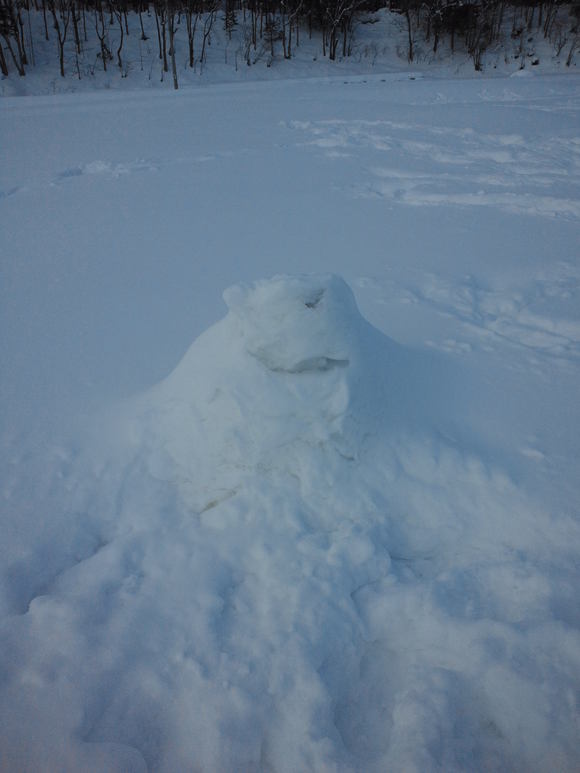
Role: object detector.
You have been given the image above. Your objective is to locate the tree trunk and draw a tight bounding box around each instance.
[50,5,70,78]
[115,10,124,70]
[405,8,413,62]
[2,34,25,75]
[161,9,168,72]
[94,7,109,71]
[139,10,147,40]
[27,5,36,66]
[0,44,9,76]
[201,9,215,65]
[186,7,196,67]
[251,4,256,48]
[282,10,287,58]
[15,8,28,66]
[72,3,82,54]
[168,8,179,89]
[42,0,50,40]
[154,5,163,59]
[329,27,337,60]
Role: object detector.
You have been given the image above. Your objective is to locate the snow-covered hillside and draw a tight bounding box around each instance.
[1,70,580,771]
[1,4,579,97]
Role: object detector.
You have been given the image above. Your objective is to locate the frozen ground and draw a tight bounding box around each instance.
[1,71,580,771]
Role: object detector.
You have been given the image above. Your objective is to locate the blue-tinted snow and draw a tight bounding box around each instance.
[1,72,579,772]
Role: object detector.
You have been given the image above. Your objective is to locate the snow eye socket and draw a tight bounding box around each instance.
[304,289,324,309]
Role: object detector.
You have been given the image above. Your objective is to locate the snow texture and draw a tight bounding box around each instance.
[1,69,580,773]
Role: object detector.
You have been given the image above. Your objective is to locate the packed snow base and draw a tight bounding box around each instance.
[1,275,579,772]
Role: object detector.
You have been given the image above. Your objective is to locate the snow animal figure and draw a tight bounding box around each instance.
[146,274,396,480]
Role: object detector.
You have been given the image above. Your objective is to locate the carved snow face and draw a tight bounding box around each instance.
[223,274,362,374]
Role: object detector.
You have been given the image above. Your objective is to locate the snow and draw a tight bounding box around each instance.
[1,62,580,771]
[1,6,578,97]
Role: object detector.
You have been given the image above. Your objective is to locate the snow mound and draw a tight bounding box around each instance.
[510,67,536,78]
[2,275,579,773]
[141,274,394,487]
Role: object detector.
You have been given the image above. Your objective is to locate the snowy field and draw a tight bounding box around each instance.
[1,71,580,771]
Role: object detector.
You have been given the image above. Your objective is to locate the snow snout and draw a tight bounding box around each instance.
[223,274,360,375]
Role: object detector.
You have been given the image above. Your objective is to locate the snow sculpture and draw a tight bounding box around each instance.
[145,274,391,484]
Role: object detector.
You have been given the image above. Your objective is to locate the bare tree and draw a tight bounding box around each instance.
[0,0,26,75]
[91,0,112,71]
[184,0,201,66]
[111,0,126,70]
[200,0,218,68]
[166,0,179,87]
[47,0,71,76]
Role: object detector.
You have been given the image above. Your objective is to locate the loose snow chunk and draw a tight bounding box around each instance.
[223,275,362,374]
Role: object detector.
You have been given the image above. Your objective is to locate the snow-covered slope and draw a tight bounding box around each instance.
[1,72,579,771]
[1,5,578,97]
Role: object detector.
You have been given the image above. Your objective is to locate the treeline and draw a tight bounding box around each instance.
[1,0,373,81]
[397,0,579,69]
[0,0,578,83]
